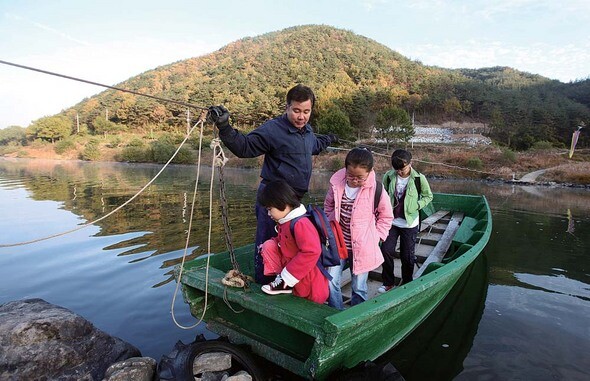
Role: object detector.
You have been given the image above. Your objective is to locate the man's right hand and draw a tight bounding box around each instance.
[207,105,230,128]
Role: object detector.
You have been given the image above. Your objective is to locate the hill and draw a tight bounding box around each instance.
[10,25,590,151]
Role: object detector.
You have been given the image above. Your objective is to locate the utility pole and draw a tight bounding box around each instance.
[76,113,80,134]
[186,108,190,134]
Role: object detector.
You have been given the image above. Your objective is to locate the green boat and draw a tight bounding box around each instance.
[177,192,492,380]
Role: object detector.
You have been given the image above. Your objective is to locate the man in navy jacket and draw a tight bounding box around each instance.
[209,84,337,283]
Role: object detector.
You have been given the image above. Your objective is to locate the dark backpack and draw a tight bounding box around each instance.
[290,204,341,281]
[414,173,423,230]
[374,180,383,213]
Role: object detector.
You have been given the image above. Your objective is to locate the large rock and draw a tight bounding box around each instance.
[103,357,157,381]
[0,299,141,380]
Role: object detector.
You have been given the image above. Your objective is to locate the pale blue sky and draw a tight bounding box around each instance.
[1,0,589,128]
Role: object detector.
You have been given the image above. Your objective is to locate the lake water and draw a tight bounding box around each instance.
[0,158,589,380]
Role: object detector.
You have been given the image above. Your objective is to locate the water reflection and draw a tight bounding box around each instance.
[1,157,589,374]
[1,158,589,288]
[377,254,488,380]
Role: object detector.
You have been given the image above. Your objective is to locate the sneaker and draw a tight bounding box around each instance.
[262,276,293,295]
[378,285,394,293]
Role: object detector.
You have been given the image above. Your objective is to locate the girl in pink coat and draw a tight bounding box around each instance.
[258,180,329,304]
[324,148,393,309]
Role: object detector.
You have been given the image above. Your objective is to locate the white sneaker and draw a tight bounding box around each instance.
[378,285,394,293]
[262,275,293,295]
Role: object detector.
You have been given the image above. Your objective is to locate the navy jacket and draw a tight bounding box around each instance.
[218,114,332,197]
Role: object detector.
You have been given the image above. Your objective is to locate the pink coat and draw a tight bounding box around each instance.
[324,169,394,274]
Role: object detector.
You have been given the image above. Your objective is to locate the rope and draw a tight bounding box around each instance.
[0,121,202,248]
[209,139,252,291]
[170,115,210,329]
[0,59,267,126]
[332,139,509,178]
[171,134,249,329]
[0,59,208,111]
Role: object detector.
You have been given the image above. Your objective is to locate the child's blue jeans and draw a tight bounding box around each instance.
[327,259,369,310]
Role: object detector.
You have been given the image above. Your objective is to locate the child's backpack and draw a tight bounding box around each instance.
[289,204,343,281]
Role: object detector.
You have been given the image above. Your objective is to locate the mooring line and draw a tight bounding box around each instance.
[0,120,202,248]
[0,59,208,111]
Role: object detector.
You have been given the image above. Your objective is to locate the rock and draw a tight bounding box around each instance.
[193,352,232,373]
[0,298,141,380]
[103,357,157,381]
[226,370,253,381]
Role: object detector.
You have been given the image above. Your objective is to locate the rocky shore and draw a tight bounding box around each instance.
[0,299,156,381]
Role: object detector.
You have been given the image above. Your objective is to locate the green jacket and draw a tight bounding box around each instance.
[382,168,433,225]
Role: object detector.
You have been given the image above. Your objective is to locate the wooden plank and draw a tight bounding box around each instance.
[419,210,450,232]
[413,212,464,279]
[415,242,435,261]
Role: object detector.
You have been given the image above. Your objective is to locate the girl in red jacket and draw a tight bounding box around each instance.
[258,180,329,304]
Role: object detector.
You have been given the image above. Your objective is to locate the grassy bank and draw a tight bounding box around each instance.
[2,136,589,186]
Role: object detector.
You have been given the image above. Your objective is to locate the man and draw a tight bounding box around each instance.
[208,84,338,284]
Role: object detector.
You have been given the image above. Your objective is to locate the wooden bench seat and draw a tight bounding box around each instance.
[413,211,464,279]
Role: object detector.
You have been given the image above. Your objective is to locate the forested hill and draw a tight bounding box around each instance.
[59,24,589,150]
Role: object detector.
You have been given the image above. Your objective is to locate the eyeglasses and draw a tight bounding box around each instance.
[345,173,369,183]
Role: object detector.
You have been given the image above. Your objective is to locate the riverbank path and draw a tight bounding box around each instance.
[517,168,548,182]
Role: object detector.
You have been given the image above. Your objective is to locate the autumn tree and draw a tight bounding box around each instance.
[27,116,72,143]
[92,116,120,137]
[0,126,27,146]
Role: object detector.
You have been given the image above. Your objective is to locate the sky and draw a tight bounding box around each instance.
[1,0,589,128]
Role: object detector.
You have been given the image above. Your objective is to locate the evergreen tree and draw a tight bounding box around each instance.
[375,106,414,149]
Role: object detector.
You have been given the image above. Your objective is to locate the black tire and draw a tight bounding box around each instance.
[158,336,266,381]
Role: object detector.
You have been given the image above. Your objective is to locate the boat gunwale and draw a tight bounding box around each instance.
[177,192,492,379]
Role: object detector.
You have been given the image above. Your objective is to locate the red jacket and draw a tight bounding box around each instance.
[274,217,329,304]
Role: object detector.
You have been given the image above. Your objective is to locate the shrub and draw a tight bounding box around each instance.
[117,146,150,162]
[54,139,76,154]
[501,147,517,164]
[106,136,122,148]
[531,141,553,151]
[30,139,49,149]
[189,135,212,150]
[466,157,483,170]
[151,140,176,163]
[169,133,186,145]
[127,138,145,147]
[172,147,196,164]
[328,156,344,172]
[81,139,101,161]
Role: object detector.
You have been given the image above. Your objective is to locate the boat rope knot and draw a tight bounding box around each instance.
[221,269,253,288]
[210,138,228,167]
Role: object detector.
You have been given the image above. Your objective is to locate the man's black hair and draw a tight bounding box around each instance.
[257,180,301,211]
[391,149,412,170]
[286,84,315,108]
[345,147,374,171]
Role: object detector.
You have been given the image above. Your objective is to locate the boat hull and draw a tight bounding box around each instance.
[178,193,492,379]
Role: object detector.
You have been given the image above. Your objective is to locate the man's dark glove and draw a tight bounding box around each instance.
[207,105,230,129]
[327,133,339,144]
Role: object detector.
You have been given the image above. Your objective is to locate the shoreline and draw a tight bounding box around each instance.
[2,155,589,189]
